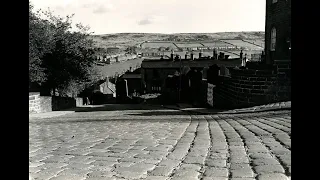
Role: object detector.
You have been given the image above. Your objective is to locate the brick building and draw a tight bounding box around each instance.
[265,0,291,64]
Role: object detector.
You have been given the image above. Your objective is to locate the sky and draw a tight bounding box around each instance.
[30,0,266,35]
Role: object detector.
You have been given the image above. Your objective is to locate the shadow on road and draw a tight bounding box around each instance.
[126,111,198,116]
[73,104,209,115]
[73,104,162,112]
[30,117,195,125]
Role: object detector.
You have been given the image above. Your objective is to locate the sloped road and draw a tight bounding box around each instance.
[29,104,291,180]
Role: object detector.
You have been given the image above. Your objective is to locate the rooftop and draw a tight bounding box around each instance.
[142,58,242,68]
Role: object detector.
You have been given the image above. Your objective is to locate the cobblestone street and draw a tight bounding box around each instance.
[29,104,291,180]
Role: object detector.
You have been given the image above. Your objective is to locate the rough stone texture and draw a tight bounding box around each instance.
[213,67,291,109]
[149,166,174,176]
[230,168,254,178]
[29,93,78,114]
[257,173,289,180]
[29,104,291,180]
[205,159,227,167]
[202,177,228,180]
[144,176,169,180]
[204,167,229,177]
[29,93,41,114]
[254,165,285,174]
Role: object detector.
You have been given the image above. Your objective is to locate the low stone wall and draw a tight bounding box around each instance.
[51,96,76,111]
[273,60,291,101]
[76,97,83,107]
[40,96,52,113]
[29,93,41,114]
[211,60,291,109]
[29,93,80,114]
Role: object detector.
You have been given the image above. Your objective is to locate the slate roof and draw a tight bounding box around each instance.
[141,58,242,69]
[121,74,142,79]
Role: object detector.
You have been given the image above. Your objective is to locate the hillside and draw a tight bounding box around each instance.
[89,31,265,51]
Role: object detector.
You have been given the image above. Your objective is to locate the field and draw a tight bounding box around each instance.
[142,39,263,50]
[96,58,143,78]
[175,43,204,48]
[201,41,235,48]
[242,39,265,48]
[141,42,177,49]
[89,32,265,51]
[91,32,265,76]
[221,40,263,50]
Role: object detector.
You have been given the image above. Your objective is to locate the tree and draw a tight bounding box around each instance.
[29,2,101,97]
[29,3,55,86]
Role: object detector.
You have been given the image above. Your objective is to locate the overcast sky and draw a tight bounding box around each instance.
[31,0,266,35]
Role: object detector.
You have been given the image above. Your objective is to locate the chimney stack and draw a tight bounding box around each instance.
[261,50,265,63]
[191,52,194,60]
[219,52,225,60]
[213,49,218,60]
[106,76,109,88]
[185,52,188,59]
[199,50,202,59]
[240,50,243,60]
[171,50,174,60]
[174,54,179,61]
[214,49,218,60]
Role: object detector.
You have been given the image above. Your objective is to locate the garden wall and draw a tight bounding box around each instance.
[29,93,82,114]
[210,60,291,109]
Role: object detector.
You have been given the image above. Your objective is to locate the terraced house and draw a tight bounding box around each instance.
[265,0,291,64]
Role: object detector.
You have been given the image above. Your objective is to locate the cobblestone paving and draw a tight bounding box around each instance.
[29,105,291,180]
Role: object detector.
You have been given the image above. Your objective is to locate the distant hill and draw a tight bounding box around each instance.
[89,31,265,51]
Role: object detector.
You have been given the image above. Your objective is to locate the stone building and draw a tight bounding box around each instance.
[106,47,120,54]
[207,0,291,109]
[141,52,242,104]
[265,0,291,64]
[116,68,143,103]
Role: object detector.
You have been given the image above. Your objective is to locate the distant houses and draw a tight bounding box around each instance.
[96,53,137,64]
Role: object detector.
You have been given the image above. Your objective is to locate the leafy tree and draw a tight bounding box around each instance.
[29,2,101,97]
[29,3,55,86]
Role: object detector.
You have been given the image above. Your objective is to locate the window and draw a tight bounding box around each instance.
[272,0,277,3]
[270,27,276,51]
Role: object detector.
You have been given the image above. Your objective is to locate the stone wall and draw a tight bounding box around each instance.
[207,83,214,107]
[51,96,76,111]
[76,97,83,107]
[29,93,80,114]
[211,60,291,109]
[40,96,52,113]
[29,93,41,114]
[273,60,291,101]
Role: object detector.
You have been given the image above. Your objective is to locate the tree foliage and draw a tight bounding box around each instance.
[29,2,101,97]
